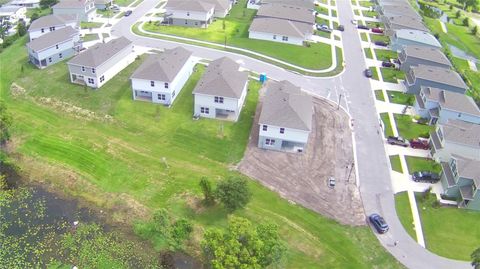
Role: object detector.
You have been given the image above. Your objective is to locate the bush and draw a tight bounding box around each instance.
[463,17,469,27]
[215,176,252,212]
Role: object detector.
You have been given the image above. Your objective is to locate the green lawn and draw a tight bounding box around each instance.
[362,10,377,18]
[394,192,417,241]
[82,34,99,42]
[370,34,390,43]
[374,49,397,61]
[416,193,480,260]
[405,156,441,175]
[363,48,373,59]
[380,113,394,137]
[386,91,415,106]
[360,32,368,42]
[368,67,379,80]
[451,57,480,102]
[374,89,385,101]
[80,22,103,29]
[115,0,137,6]
[142,0,333,70]
[389,155,403,173]
[26,7,51,18]
[380,68,405,83]
[359,0,374,7]
[315,5,329,15]
[0,36,403,269]
[394,114,433,139]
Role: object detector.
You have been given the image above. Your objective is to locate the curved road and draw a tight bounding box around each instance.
[111,1,470,268]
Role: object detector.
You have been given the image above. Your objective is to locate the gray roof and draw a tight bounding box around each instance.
[381,5,421,19]
[131,47,193,82]
[193,57,248,99]
[0,5,23,13]
[26,26,78,51]
[386,15,428,32]
[261,0,314,9]
[410,65,468,89]
[394,29,441,47]
[259,80,313,131]
[68,36,132,68]
[166,0,215,12]
[257,3,314,24]
[249,17,312,38]
[53,0,91,8]
[441,119,480,148]
[402,46,451,66]
[28,14,77,31]
[451,154,480,187]
[420,87,480,116]
[201,0,230,11]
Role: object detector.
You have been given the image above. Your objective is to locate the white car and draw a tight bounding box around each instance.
[351,19,358,25]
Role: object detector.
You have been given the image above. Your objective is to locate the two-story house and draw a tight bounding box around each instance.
[130,47,195,105]
[404,65,468,95]
[53,0,96,22]
[383,15,428,36]
[28,14,78,41]
[414,86,480,125]
[440,154,480,211]
[201,0,231,17]
[398,46,451,72]
[429,119,480,162]
[67,37,134,88]
[258,80,313,153]
[390,29,442,52]
[164,0,215,28]
[377,4,421,20]
[193,57,249,121]
[27,26,81,68]
[0,5,26,25]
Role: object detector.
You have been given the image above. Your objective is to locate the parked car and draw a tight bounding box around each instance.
[375,41,388,47]
[364,68,373,78]
[369,214,389,234]
[351,19,358,25]
[337,25,345,31]
[357,25,369,30]
[382,61,394,68]
[409,138,429,150]
[124,10,132,16]
[387,136,409,147]
[317,24,332,33]
[371,28,384,34]
[328,177,336,188]
[412,171,440,183]
[111,4,119,9]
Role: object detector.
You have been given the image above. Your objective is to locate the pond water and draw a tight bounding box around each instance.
[448,44,479,63]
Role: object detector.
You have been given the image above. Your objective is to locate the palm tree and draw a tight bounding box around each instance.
[471,247,480,269]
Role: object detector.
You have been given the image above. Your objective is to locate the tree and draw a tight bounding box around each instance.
[199,177,215,206]
[472,26,478,35]
[16,21,26,36]
[215,176,251,212]
[201,216,286,269]
[30,12,39,22]
[463,17,470,27]
[151,209,193,250]
[456,10,461,18]
[0,101,12,144]
[472,247,480,269]
[40,0,58,8]
[458,0,479,10]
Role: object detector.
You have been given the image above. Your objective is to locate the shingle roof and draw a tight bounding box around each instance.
[166,0,215,12]
[451,154,480,187]
[394,29,441,47]
[402,46,451,66]
[420,87,480,116]
[261,0,314,9]
[53,0,91,8]
[26,26,78,51]
[0,5,23,13]
[131,47,193,82]
[249,17,312,38]
[28,14,77,31]
[193,57,248,99]
[410,65,468,89]
[381,5,421,20]
[201,0,230,11]
[257,3,314,24]
[386,15,428,32]
[68,37,132,68]
[441,119,480,148]
[259,80,313,131]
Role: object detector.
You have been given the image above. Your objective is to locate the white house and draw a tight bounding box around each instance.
[28,14,78,41]
[414,87,480,125]
[7,0,40,9]
[164,0,215,28]
[0,5,26,25]
[258,80,313,153]
[429,119,480,162]
[193,57,249,121]
[202,0,231,17]
[130,47,195,105]
[67,37,135,88]
[390,29,442,52]
[53,0,96,22]
[27,26,80,69]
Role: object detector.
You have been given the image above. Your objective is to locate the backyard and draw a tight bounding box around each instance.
[394,114,433,139]
[0,37,403,268]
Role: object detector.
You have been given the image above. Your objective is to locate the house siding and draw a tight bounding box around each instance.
[249,31,306,46]
[53,2,96,22]
[164,8,214,28]
[28,21,78,40]
[258,124,310,152]
[28,35,80,68]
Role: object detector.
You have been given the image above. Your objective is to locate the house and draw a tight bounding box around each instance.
[255,3,315,25]
[53,0,96,22]
[164,0,215,28]
[383,15,428,36]
[94,0,112,10]
[390,29,442,52]
[440,154,480,211]
[258,80,313,153]
[414,87,480,125]
[378,4,421,20]
[193,57,249,121]
[0,5,26,25]
[429,119,480,162]
[28,14,78,41]
[201,0,231,17]
[247,0,314,10]
[130,47,195,105]
[398,46,451,72]
[7,0,40,9]
[404,65,468,95]
[27,26,81,69]
[67,37,134,88]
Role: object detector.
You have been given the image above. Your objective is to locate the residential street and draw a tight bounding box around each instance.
[111,0,470,268]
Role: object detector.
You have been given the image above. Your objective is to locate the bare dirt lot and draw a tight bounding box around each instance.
[238,95,365,226]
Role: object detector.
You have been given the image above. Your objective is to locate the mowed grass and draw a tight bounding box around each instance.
[380,113,394,137]
[386,91,415,106]
[374,49,398,61]
[405,156,442,175]
[389,155,403,173]
[0,37,403,268]
[364,47,373,59]
[416,193,480,260]
[374,89,385,101]
[380,68,405,83]
[142,0,333,70]
[394,192,417,241]
[394,114,433,139]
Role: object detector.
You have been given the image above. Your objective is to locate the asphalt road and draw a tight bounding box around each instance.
[112,1,470,268]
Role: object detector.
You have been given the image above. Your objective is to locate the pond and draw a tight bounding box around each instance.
[448,44,479,63]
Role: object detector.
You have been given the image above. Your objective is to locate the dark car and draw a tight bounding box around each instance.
[357,24,369,30]
[364,68,373,78]
[371,28,384,33]
[375,41,388,47]
[382,61,394,68]
[369,214,389,234]
[337,25,345,31]
[412,171,440,183]
[410,138,429,150]
[387,136,409,147]
[124,10,132,16]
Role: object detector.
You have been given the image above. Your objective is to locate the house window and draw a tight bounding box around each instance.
[450,158,458,178]
[158,94,166,100]
[82,66,85,72]
[59,53,63,58]
[172,90,176,98]
[201,107,209,114]
[150,81,155,87]
[92,68,95,74]
[56,44,59,49]
[185,20,188,24]
[282,36,288,41]
[50,26,55,31]
[164,82,169,89]
[437,128,444,141]
[280,128,285,134]
[41,28,44,33]
[265,139,275,145]
[48,57,52,62]
[88,78,94,84]
[262,125,267,131]
[187,12,190,16]
[273,35,276,40]
[100,76,105,82]
[214,96,224,103]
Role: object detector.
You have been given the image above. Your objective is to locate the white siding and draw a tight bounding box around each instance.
[259,124,309,143]
[194,94,239,119]
[28,21,77,40]
[249,31,305,46]
[33,35,78,59]
[166,8,214,21]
